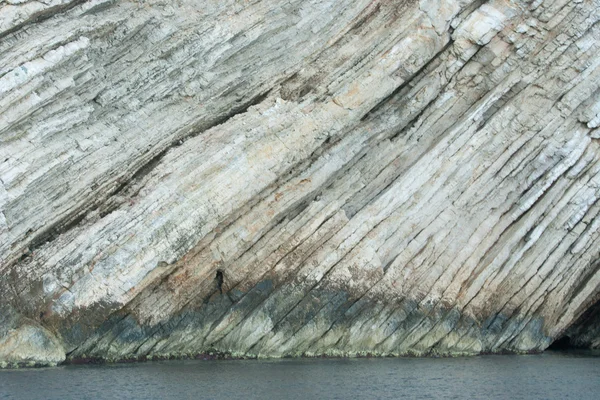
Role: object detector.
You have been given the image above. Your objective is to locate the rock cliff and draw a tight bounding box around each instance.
[1,0,599,367]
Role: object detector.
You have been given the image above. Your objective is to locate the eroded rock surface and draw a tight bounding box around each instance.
[1,0,599,366]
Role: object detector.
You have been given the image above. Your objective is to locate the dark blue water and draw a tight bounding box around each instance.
[1,351,599,399]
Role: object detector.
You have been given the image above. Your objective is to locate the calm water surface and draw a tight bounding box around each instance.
[1,351,599,399]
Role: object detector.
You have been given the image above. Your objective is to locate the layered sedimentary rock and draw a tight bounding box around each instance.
[1,0,599,367]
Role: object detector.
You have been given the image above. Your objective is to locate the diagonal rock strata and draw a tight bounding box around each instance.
[1,0,599,366]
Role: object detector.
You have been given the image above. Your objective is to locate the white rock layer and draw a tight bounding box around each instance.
[0,0,599,365]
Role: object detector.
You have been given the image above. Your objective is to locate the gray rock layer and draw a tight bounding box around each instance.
[1,0,600,366]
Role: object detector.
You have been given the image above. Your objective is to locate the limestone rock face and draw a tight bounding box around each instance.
[1,0,600,366]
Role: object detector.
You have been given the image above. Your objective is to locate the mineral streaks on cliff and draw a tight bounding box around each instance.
[1,0,599,366]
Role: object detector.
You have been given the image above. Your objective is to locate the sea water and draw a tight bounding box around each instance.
[1,351,599,399]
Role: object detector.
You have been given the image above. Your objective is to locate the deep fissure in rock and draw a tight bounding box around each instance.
[216,270,225,294]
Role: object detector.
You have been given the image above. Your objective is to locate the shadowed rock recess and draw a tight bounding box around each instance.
[1,0,599,367]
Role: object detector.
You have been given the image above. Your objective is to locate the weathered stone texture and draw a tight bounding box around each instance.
[1,0,599,366]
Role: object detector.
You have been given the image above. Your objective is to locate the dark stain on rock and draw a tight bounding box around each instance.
[216,270,225,294]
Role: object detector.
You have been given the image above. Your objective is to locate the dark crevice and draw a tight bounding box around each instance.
[390,104,428,141]
[360,38,454,122]
[80,0,118,17]
[567,261,600,306]
[479,80,528,124]
[215,270,225,294]
[286,200,311,222]
[0,0,88,41]
[347,3,382,35]
[23,212,89,259]
[97,147,168,218]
